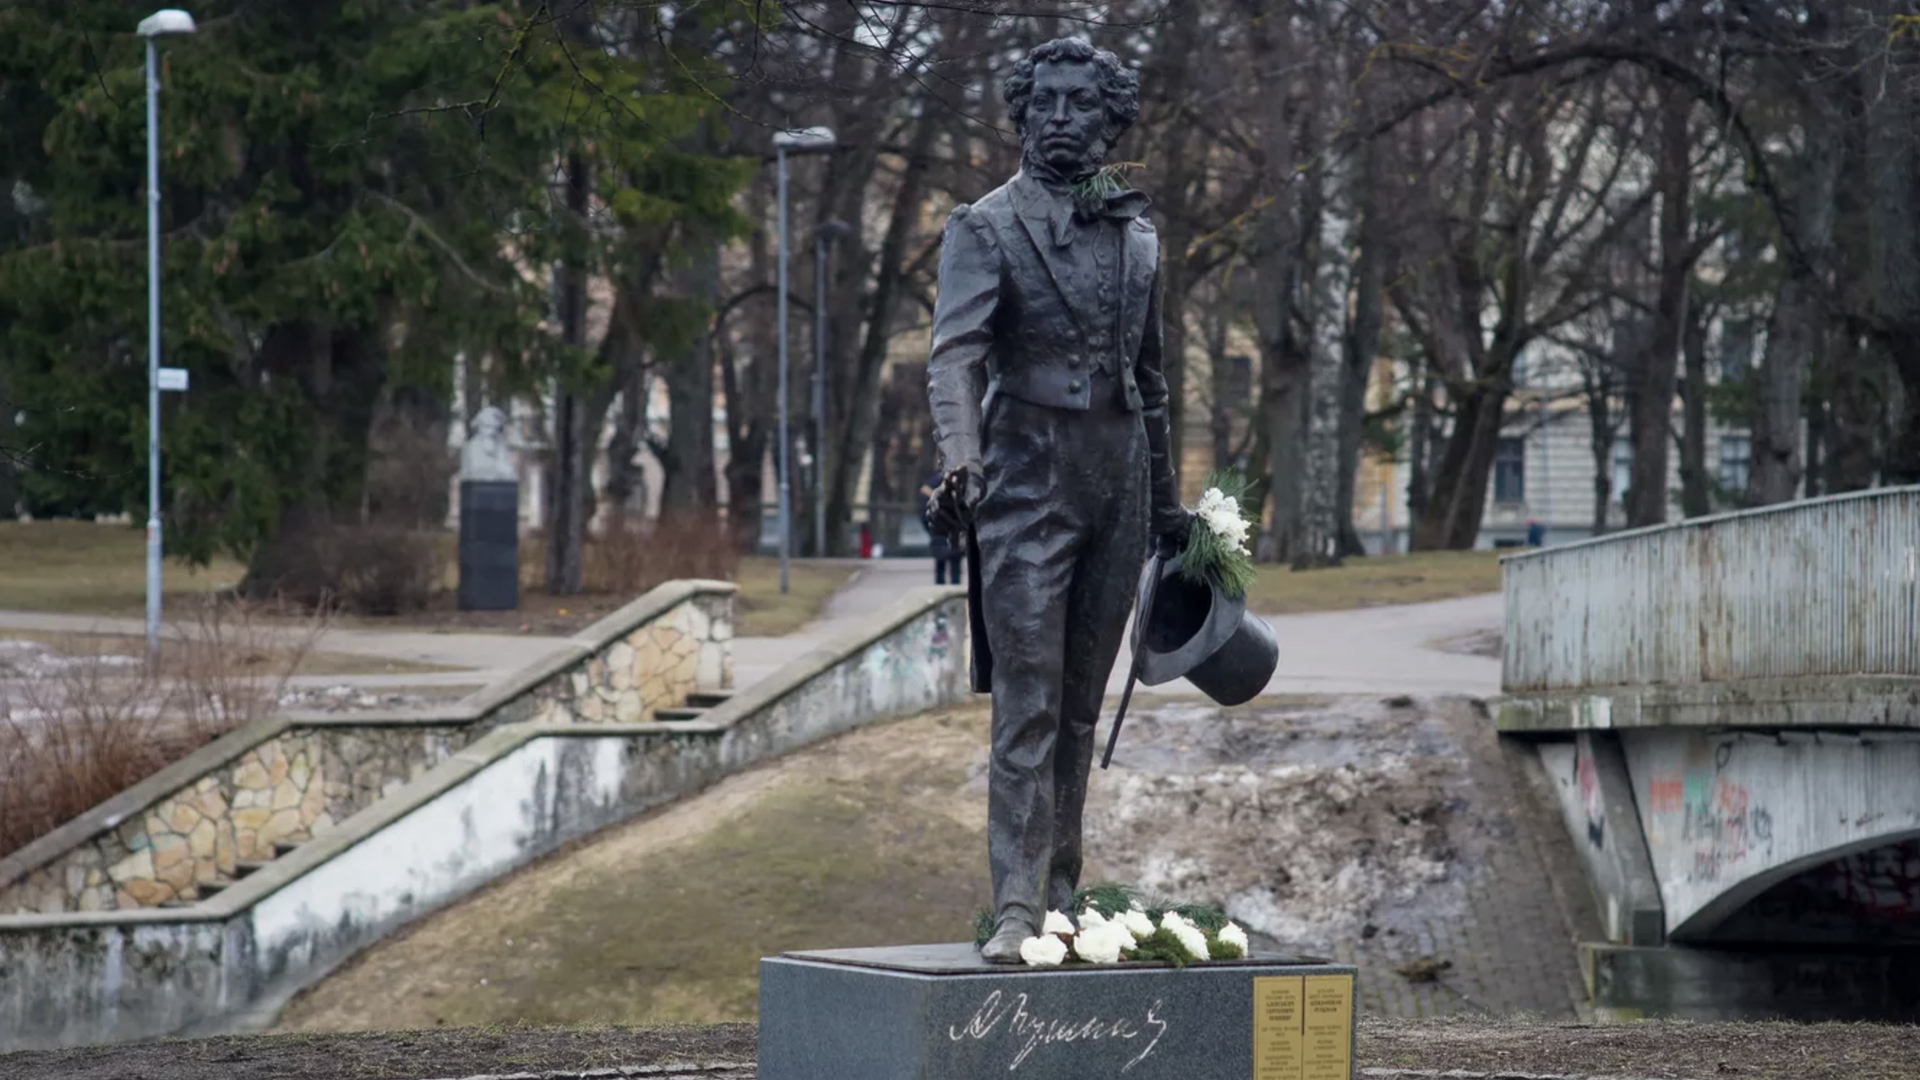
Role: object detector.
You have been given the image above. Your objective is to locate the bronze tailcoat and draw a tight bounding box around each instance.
[926,171,1180,927]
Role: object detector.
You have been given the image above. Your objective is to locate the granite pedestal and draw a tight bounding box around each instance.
[759,942,1356,1080]
[458,479,519,611]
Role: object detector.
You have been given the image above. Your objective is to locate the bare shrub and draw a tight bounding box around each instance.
[246,524,447,615]
[0,596,322,859]
[583,509,741,596]
[0,649,171,858]
[169,592,328,735]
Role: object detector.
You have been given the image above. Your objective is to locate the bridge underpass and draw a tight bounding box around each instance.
[1495,487,1920,1021]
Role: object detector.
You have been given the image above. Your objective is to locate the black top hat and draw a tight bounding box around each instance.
[1129,554,1279,706]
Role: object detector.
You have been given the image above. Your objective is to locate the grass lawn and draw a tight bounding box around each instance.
[1242,550,1503,615]
[730,558,855,637]
[0,522,854,639]
[0,521,244,614]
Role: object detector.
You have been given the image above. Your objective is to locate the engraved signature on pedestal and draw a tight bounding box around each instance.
[948,989,1169,1073]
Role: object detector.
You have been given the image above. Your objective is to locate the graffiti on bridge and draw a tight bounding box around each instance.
[1643,737,1774,885]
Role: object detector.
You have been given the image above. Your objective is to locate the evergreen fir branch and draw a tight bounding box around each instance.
[1179,470,1258,599]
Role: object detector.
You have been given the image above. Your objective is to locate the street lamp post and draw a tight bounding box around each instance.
[812,220,851,560]
[772,126,835,595]
[139,8,196,665]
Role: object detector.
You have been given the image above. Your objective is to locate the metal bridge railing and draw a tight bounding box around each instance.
[1501,486,1920,693]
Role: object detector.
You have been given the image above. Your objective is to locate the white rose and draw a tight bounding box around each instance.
[1121,908,1156,941]
[1019,934,1067,967]
[1042,910,1076,937]
[1078,907,1109,929]
[1218,922,1249,957]
[1167,921,1211,961]
[1074,923,1130,964]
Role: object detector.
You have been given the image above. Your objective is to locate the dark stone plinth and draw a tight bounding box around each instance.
[458,479,519,611]
[758,942,1357,1080]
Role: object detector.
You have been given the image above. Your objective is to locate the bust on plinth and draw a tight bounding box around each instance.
[458,405,519,611]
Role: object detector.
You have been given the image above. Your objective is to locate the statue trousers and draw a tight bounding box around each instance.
[974,384,1148,930]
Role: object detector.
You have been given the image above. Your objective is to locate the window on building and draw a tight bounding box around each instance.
[1719,320,1755,380]
[1719,433,1752,494]
[1510,350,1527,389]
[1493,437,1526,504]
[1611,441,1632,504]
[1227,355,1252,402]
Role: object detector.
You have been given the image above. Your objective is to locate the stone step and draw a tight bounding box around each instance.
[273,841,301,859]
[653,707,706,722]
[685,690,733,709]
[197,880,231,898]
[233,860,272,879]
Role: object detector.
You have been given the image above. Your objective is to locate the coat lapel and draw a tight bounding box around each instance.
[1010,174,1097,337]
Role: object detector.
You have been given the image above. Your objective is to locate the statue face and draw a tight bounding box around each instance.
[1024,60,1107,175]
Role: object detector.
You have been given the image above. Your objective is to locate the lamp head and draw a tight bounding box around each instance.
[774,126,837,152]
[138,9,197,37]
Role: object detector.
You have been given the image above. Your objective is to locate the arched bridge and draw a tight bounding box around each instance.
[1497,487,1920,1021]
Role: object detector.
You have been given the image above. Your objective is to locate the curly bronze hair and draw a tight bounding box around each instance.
[1001,36,1141,147]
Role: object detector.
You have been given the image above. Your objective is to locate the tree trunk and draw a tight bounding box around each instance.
[1336,140,1385,558]
[823,112,937,555]
[1407,359,1434,528]
[722,179,779,554]
[1150,10,1200,494]
[603,371,647,519]
[1248,0,1299,560]
[1677,301,1711,518]
[1294,148,1350,570]
[1586,370,1616,537]
[1751,83,1842,504]
[1626,88,1691,529]
[1827,336,1879,492]
[545,152,589,596]
[1207,313,1235,475]
[662,244,722,512]
[241,323,386,599]
[1864,3,1920,483]
[1414,379,1508,551]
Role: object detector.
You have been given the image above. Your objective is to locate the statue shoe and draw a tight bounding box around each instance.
[979,918,1034,964]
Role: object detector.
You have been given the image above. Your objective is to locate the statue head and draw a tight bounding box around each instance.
[1002,36,1140,181]
[472,405,506,443]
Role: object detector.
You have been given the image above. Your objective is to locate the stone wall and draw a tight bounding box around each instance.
[0,586,732,917]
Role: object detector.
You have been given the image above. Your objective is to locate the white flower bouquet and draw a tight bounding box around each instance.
[974,883,1251,968]
[1180,472,1257,600]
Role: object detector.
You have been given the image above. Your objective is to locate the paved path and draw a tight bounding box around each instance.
[730,559,1501,701]
[0,609,566,690]
[0,562,1504,701]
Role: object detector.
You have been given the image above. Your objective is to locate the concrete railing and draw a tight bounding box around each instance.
[0,580,736,917]
[0,589,967,1050]
[1501,487,1920,694]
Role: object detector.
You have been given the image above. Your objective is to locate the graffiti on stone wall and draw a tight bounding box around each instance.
[1642,736,1774,885]
[1575,733,1604,849]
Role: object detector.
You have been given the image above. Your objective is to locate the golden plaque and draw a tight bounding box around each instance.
[1252,972,1353,1079]
[1302,974,1354,1079]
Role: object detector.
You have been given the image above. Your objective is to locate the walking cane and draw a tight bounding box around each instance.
[1100,550,1164,770]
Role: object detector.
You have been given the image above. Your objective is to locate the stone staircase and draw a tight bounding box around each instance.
[651,689,734,723]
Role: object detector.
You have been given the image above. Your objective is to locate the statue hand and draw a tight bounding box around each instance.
[1152,506,1194,561]
[928,464,983,537]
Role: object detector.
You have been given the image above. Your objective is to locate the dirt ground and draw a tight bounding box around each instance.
[7,1018,1920,1080]
[274,704,997,1031]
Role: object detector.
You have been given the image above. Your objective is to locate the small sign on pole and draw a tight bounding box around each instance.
[157,367,189,392]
